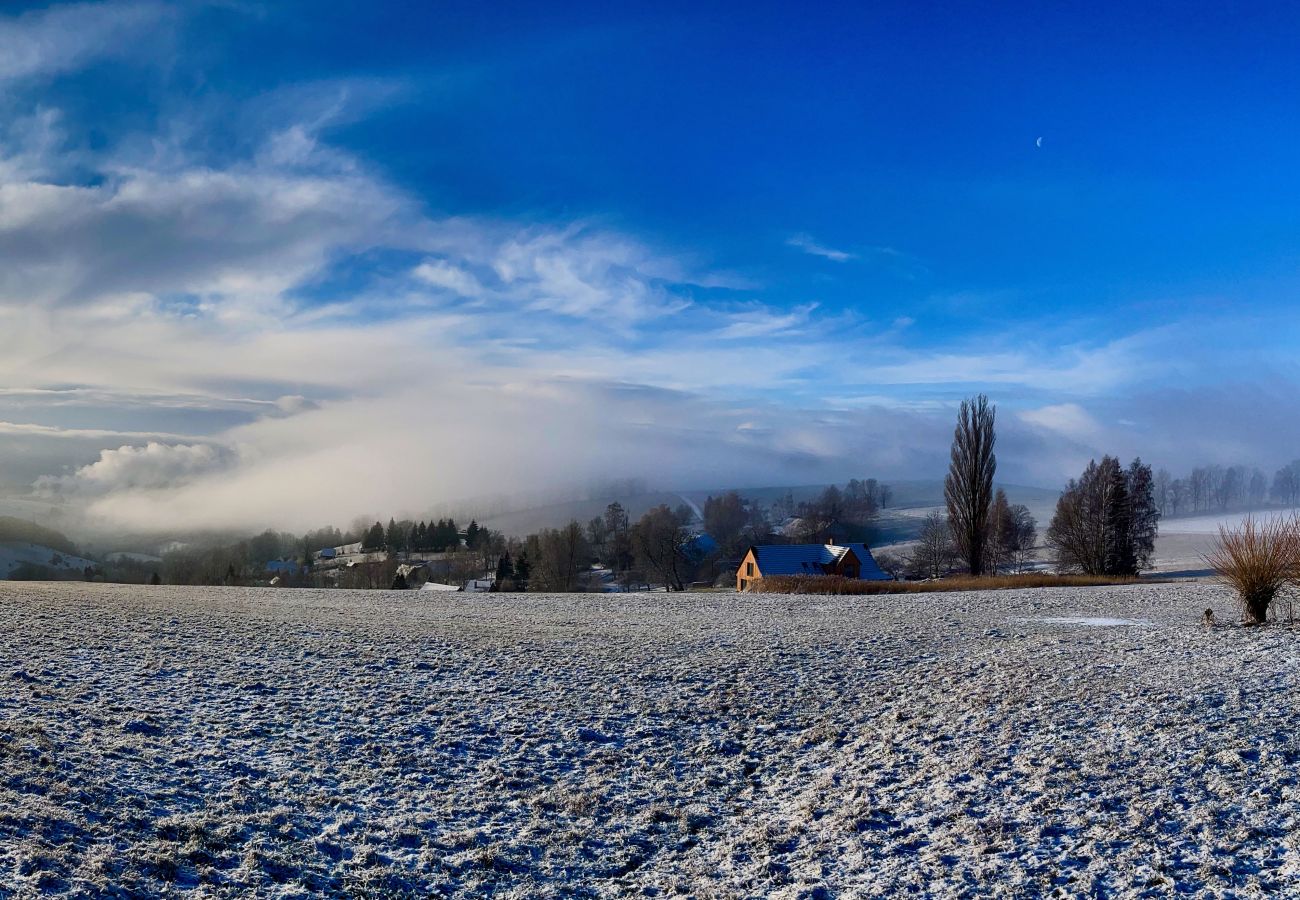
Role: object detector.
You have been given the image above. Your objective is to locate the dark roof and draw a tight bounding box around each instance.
[684,533,718,560]
[840,543,892,581]
[749,543,891,581]
[750,544,843,576]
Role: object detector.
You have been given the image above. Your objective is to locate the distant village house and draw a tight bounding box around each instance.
[736,542,891,591]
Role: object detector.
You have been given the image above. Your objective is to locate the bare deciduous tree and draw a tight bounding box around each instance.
[1248,468,1269,508]
[944,394,997,576]
[988,489,1037,573]
[525,521,591,592]
[1273,461,1300,507]
[632,505,692,591]
[907,512,958,579]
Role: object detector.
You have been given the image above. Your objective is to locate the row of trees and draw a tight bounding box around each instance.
[506,503,698,592]
[1152,461,1300,517]
[1153,465,1262,516]
[359,517,483,555]
[769,478,893,522]
[935,394,1162,579]
[142,510,511,588]
[904,490,1037,579]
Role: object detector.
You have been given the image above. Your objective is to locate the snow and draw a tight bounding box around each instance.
[1160,508,1300,535]
[0,580,1297,896]
[0,542,97,579]
[1010,615,1151,627]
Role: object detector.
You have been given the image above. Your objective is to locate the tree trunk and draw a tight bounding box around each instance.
[1245,593,1271,625]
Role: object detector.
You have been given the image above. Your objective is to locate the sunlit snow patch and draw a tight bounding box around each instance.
[1010,616,1152,627]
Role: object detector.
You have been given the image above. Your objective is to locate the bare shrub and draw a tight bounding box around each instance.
[1203,515,1300,624]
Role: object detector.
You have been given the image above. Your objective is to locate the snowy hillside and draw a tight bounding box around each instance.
[0,542,97,579]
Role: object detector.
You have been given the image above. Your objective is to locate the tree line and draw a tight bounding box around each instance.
[498,502,698,592]
[1151,461,1300,517]
[502,476,899,593]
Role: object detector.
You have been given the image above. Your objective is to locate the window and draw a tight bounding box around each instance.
[746,562,754,576]
[739,578,748,590]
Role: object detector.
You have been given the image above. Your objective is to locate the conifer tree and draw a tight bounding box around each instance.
[514,552,531,591]
[1126,458,1159,572]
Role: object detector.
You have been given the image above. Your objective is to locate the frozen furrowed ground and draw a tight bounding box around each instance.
[0,582,1298,898]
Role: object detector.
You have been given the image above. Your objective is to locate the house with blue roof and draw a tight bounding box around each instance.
[736,542,891,591]
[265,559,303,577]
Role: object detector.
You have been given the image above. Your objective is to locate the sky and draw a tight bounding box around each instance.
[1,0,1300,533]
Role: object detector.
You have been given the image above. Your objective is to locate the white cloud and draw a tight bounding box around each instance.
[0,2,174,82]
[718,303,818,339]
[488,226,693,321]
[786,233,855,262]
[1019,403,1103,442]
[0,166,408,314]
[412,259,484,297]
[38,441,231,495]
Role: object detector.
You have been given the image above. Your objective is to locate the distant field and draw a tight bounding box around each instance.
[0,582,1295,896]
[1150,508,1300,576]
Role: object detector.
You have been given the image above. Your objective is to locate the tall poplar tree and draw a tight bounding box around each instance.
[944,394,997,576]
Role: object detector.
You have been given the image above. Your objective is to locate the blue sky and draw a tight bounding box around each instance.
[0,0,1298,531]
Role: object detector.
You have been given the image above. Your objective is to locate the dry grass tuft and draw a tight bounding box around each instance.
[745,573,1140,595]
[1203,515,1300,625]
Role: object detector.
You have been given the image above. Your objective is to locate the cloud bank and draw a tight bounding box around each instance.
[0,2,1297,536]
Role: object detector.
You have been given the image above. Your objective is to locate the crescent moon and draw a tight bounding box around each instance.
[1036,136,1043,148]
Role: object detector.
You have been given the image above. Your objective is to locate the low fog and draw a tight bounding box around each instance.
[6,365,1300,539]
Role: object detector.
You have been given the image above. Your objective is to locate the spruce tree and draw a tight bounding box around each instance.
[1126,457,1160,573]
[1100,456,1132,576]
[514,552,531,591]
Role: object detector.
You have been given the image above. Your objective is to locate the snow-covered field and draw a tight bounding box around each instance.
[1150,508,1300,576]
[1,581,1297,897]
